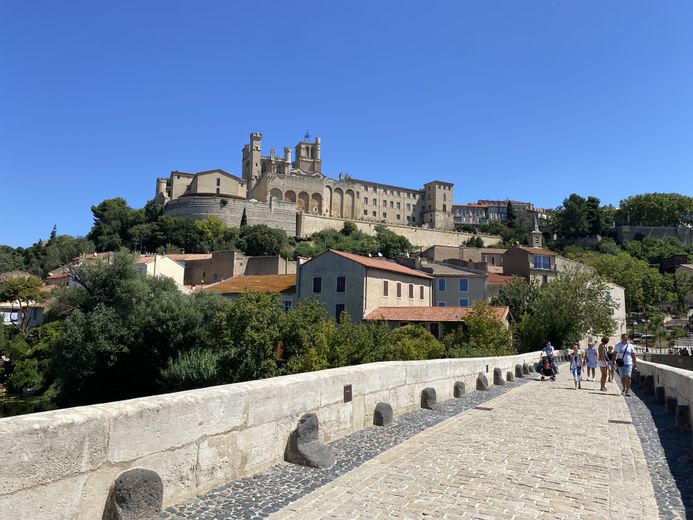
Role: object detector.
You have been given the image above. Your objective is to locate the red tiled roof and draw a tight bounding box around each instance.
[363,306,509,322]
[328,250,432,280]
[488,273,515,285]
[515,246,557,256]
[204,274,296,294]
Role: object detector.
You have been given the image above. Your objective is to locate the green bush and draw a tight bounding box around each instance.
[159,349,224,392]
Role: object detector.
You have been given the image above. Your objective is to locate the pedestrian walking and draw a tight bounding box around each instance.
[615,333,638,397]
[597,337,609,391]
[585,343,597,381]
[606,345,615,382]
[541,339,558,374]
[569,344,584,390]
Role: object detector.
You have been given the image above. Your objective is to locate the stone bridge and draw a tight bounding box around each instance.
[1,352,692,519]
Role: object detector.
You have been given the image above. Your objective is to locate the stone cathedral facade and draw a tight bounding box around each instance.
[156,132,455,232]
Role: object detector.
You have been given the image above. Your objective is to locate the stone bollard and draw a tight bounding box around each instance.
[103,468,163,520]
[515,364,524,378]
[285,413,335,469]
[477,372,490,391]
[522,363,530,375]
[453,381,466,398]
[643,375,655,396]
[675,405,691,432]
[666,396,678,415]
[506,370,514,382]
[421,387,437,409]
[493,368,505,386]
[374,402,393,426]
[655,386,666,404]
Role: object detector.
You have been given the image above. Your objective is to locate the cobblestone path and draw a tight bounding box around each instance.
[271,370,658,520]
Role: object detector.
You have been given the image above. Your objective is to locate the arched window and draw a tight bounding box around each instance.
[443,204,447,212]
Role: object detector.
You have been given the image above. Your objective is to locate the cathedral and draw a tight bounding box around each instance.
[156,132,455,231]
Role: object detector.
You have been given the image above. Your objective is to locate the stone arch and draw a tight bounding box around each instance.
[442,204,447,212]
[324,186,333,216]
[344,189,355,219]
[310,193,322,214]
[284,190,297,204]
[270,188,282,202]
[298,191,310,213]
[332,187,344,218]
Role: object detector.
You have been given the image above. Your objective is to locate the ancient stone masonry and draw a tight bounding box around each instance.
[158,132,458,236]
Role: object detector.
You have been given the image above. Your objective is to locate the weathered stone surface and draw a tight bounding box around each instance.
[453,381,466,398]
[420,388,437,409]
[104,468,163,520]
[284,413,335,469]
[476,372,489,391]
[675,405,690,431]
[373,402,393,427]
[655,386,665,404]
[522,363,530,375]
[493,368,505,386]
[665,396,678,414]
[515,364,524,378]
[643,375,655,395]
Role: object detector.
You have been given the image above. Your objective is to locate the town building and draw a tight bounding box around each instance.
[363,305,510,339]
[296,249,433,321]
[452,200,544,226]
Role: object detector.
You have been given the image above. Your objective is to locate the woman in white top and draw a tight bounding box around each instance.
[585,343,598,381]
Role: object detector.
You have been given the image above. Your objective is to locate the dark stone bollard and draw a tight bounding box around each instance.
[666,396,678,415]
[506,370,514,382]
[493,368,505,386]
[103,468,163,520]
[373,402,393,426]
[285,413,335,469]
[522,363,530,375]
[676,405,691,432]
[453,381,466,398]
[643,375,655,396]
[477,372,490,391]
[655,386,666,404]
[421,387,437,409]
[676,404,690,431]
[515,364,524,378]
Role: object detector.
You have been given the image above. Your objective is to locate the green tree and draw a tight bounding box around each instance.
[159,349,224,392]
[87,198,134,251]
[514,269,616,350]
[490,277,540,321]
[373,225,416,258]
[618,193,693,227]
[388,325,443,360]
[341,220,358,236]
[443,302,514,357]
[240,207,248,228]
[328,314,393,367]
[281,298,333,374]
[505,201,516,225]
[554,194,589,239]
[236,225,290,256]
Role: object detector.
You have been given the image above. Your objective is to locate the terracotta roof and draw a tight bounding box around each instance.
[363,306,509,322]
[515,246,557,256]
[204,274,296,294]
[327,250,433,280]
[488,273,515,285]
[164,253,213,262]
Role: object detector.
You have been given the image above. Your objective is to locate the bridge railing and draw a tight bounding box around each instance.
[0,350,557,520]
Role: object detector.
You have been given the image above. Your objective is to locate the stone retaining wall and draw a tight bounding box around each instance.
[0,351,553,519]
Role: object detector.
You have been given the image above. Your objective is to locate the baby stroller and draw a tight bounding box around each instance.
[538,356,556,381]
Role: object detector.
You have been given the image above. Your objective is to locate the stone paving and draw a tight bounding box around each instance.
[161,368,670,520]
[271,370,658,520]
[623,378,693,520]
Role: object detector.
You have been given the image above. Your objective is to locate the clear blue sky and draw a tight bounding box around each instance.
[1,1,692,247]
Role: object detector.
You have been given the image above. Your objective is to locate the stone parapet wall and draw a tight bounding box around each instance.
[637,360,693,413]
[164,196,297,235]
[0,352,552,519]
[297,213,501,249]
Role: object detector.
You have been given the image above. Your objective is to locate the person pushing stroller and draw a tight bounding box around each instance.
[541,340,559,375]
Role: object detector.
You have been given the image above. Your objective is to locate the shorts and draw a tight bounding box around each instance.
[619,364,633,378]
[597,360,607,368]
[571,366,582,381]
